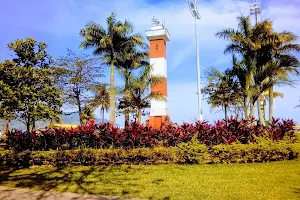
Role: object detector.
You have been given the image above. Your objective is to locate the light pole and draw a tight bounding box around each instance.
[250,0,261,24]
[189,0,203,121]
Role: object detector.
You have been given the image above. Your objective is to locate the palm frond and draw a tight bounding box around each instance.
[144,91,166,102]
[204,66,223,82]
[215,28,237,40]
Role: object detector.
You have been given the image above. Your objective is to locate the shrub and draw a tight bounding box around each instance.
[1,139,299,167]
[267,118,296,141]
[5,118,296,151]
[209,138,299,164]
[0,147,184,167]
[177,135,208,164]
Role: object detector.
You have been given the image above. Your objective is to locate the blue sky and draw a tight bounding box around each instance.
[0,0,300,125]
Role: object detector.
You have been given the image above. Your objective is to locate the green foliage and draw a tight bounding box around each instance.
[7,37,52,69]
[177,135,208,164]
[124,65,166,123]
[0,147,181,167]
[116,46,149,126]
[55,49,103,124]
[0,38,63,131]
[203,68,244,118]
[88,84,109,123]
[1,139,299,167]
[216,16,300,122]
[209,138,299,164]
[80,12,145,124]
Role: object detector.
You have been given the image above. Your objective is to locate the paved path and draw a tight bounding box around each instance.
[0,186,141,200]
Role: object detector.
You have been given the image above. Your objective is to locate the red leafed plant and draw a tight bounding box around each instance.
[5,117,296,151]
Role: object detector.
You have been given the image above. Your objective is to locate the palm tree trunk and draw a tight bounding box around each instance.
[124,110,130,127]
[257,95,265,126]
[250,101,255,119]
[124,75,130,127]
[26,116,30,132]
[5,121,9,135]
[224,104,228,119]
[137,109,142,124]
[32,119,36,130]
[269,85,274,125]
[109,61,116,124]
[244,97,248,119]
[101,107,105,123]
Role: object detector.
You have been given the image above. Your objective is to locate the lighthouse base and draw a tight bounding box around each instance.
[149,115,170,129]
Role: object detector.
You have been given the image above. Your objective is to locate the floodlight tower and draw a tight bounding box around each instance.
[189,0,203,121]
[250,0,262,24]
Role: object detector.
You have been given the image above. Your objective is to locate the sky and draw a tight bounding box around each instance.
[0,0,300,125]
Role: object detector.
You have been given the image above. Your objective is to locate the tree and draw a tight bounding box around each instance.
[80,12,145,124]
[81,105,95,124]
[261,89,284,120]
[115,46,149,126]
[8,37,52,69]
[216,16,257,120]
[0,61,22,130]
[254,29,300,123]
[124,65,165,124]
[89,84,110,123]
[55,49,102,124]
[203,67,243,119]
[216,16,300,125]
[0,38,63,131]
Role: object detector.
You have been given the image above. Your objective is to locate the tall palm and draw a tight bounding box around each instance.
[216,16,300,125]
[231,55,250,119]
[115,46,149,126]
[262,89,284,120]
[216,16,257,119]
[80,12,144,124]
[89,84,109,123]
[256,30,300,123]
[126,65,165,124]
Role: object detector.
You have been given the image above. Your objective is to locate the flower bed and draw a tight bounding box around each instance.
[5,118,296,151]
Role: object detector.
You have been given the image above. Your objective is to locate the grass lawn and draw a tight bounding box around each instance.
[0,161,299,200]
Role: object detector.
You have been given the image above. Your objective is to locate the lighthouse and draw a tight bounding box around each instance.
[145,17,170,129]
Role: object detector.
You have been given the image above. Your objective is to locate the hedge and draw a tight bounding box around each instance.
[1,139,299,167]
[5,117,296,151]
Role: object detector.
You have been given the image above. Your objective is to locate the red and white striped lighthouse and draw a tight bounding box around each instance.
[145,17,170,129]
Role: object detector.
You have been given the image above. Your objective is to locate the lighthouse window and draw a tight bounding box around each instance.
[156,44,158,50]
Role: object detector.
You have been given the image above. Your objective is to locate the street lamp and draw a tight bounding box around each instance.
[189,0,203,121]
[250,0,261,24]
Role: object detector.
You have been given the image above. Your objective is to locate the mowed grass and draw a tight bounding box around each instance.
[0,161,300,200]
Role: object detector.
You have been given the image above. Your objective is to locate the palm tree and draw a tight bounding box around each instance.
[216,16,257,119]
[115,46,149,126]
[216,16,300,125]
[126,65,165,124]
[256,30,300,123]
[80,12,144,124]
[261,89,284,120]
[204,67,242,119]
[81,105,95,124]
[89,84,109,123]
